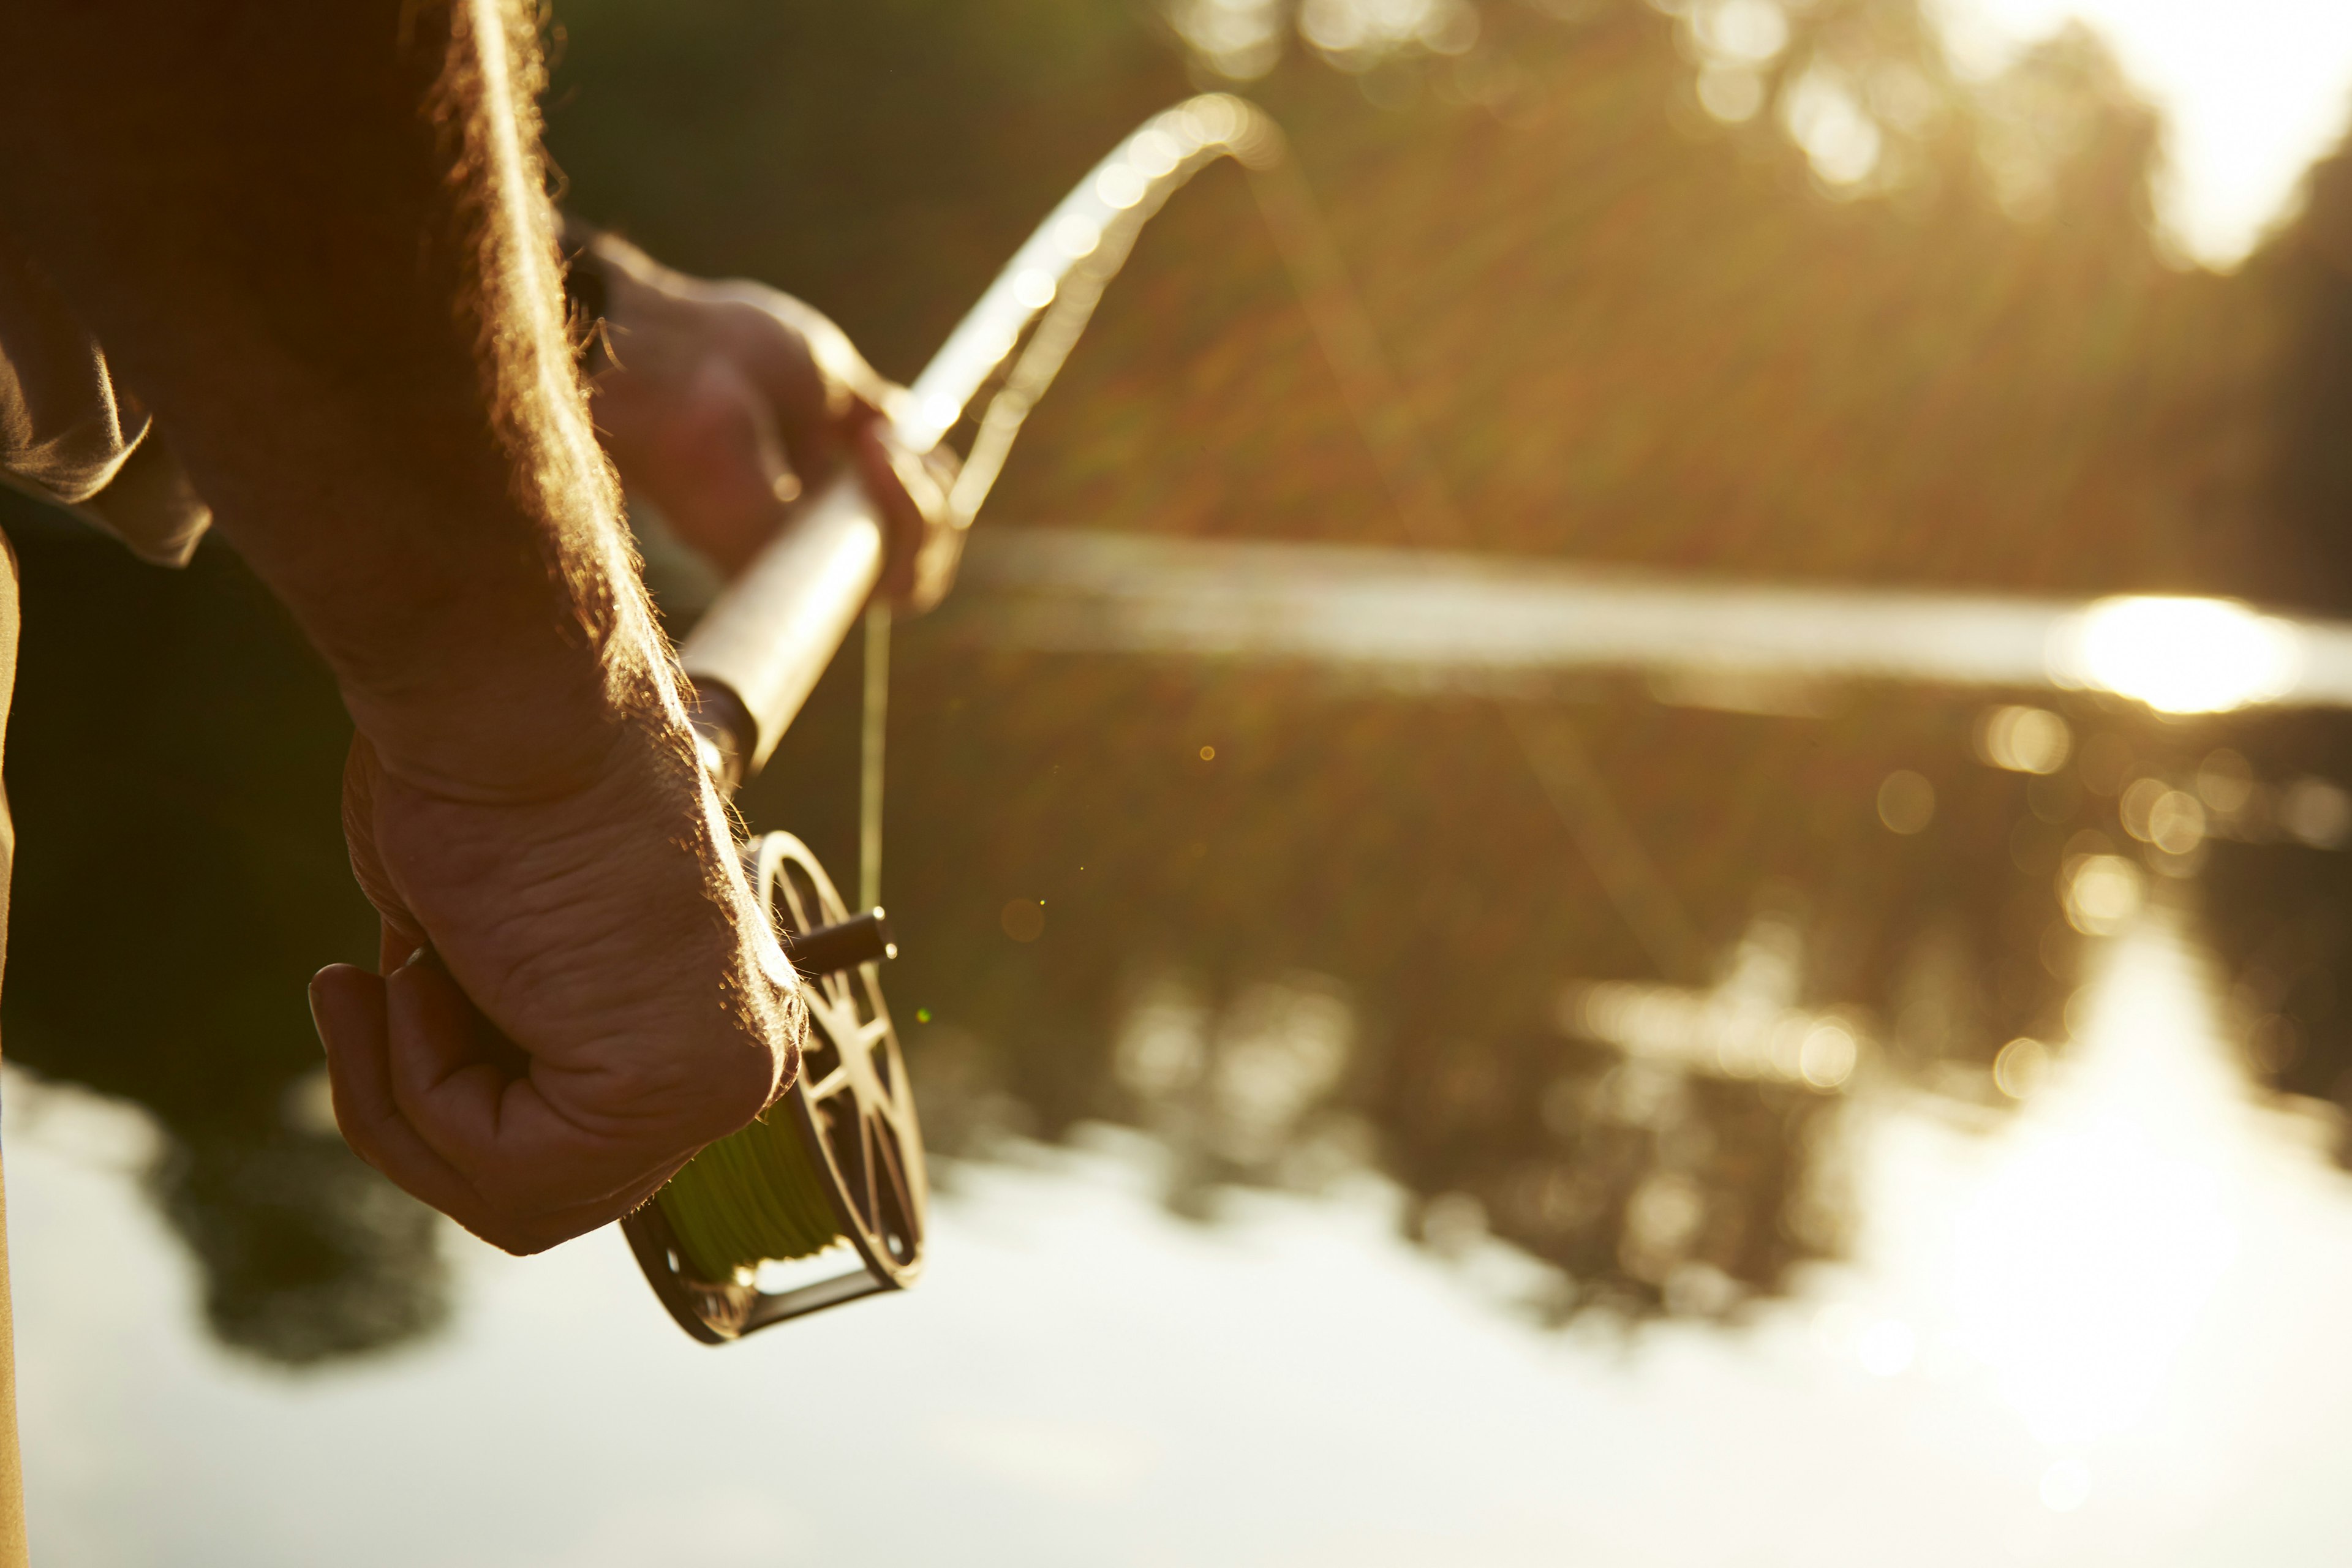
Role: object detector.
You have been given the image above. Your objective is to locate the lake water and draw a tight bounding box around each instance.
[15,905,2352,1565]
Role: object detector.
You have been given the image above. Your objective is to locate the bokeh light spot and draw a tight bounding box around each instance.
[1697,0,1789,63]
[1095,165,1146,209]
[1877,770,1936,834]
[1698,65,1765,123]
[1001,899,1046,943]
[2281,777,2352,849]
[2062,854,2141,937]
[1783,67,1884,186]
[2195,749,2255,815]
[1993,1037,2050,1099]
[1977,704,2071,774]
[1799,1022,1858,1090]
[1012,268,1058,309]
[2147,791,2206,856]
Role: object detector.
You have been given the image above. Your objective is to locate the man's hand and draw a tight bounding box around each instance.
[309,693,802,1255]
[581,232,964,609]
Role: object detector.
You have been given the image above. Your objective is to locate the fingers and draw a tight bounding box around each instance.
[592,271,958,598]
[380,949,657,1213]
[857,426,963,613]
[382,948,520,1160]
[609,356,804,575]
[311,960,484,1224]
[730,287,896,421]
[679,356,803,514]
[312,955,687,1255]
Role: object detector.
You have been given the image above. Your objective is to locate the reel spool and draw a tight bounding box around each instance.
[622,832,927,1342]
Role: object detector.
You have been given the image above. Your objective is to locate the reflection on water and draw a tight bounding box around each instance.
[1939,924,2242,1453]
[23,910,2352,1562]
[151,1128,447,1365]
[0,510,436,1365]
[1563,908,1866,1091]
[1855,917,2248,1462]
[2065,597,2305,715]
[874,530,2352,1328]
[955,530,2352,710]
[19,497,2352,1359]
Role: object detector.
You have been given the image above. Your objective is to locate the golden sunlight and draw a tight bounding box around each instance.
[1942,0,2352,265]
[1939,927,2244,1450]
[2056,596,2302,714]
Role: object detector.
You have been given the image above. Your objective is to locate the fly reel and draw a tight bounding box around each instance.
[622,832,927,1341]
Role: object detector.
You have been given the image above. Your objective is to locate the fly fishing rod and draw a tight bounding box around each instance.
[622,93,1286,1342]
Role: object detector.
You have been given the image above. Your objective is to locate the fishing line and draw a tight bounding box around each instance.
[861,603,890,914]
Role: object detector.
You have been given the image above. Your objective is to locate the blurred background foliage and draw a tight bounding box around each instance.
[8,0,2352,1359]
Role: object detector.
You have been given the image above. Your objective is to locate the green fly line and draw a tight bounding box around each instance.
[657,1110,843,1279]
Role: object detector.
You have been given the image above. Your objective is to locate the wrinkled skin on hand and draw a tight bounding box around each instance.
[583,233,964,612]
[311,250,949,1256]
[310,709,803,1256]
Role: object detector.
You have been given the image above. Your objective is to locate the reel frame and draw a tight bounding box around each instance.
[623,832,927,1343]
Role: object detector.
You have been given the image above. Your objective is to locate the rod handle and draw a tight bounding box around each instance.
[679,470,886,788]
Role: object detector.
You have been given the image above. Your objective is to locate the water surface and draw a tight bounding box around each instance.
[17,911,2352,1564]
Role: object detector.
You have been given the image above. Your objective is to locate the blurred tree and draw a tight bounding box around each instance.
[2177,120,2352,1134]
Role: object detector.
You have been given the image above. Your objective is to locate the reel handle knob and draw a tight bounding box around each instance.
[782,907,897,977]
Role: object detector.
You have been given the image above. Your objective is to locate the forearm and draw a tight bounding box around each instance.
[0,0,655,795]
[2,1,804,1251]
